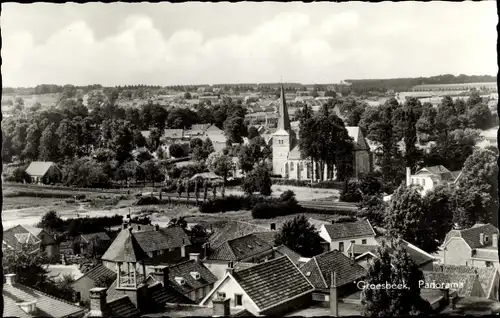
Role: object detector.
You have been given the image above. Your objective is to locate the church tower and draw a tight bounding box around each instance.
[272,84,295,177]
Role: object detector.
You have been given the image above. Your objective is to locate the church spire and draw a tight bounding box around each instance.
[278,84,291,131]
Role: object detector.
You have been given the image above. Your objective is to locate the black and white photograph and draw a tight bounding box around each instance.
[1,1,498,317]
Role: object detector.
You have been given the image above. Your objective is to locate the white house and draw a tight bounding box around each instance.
[318,219,377,253]
[409,165,460,195]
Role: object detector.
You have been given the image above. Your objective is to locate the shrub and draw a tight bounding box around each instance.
[339,179,363,202]
[271,178,344,190]
[330,215,358,223]
[135,196,160,206]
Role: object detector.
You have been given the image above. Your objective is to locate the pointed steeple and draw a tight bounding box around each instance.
[278,84,291,131]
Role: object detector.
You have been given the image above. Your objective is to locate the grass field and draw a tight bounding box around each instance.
[2,93,60,107]
[225,185,340,201]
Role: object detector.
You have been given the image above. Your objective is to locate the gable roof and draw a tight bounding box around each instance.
[207,233,273,261]
[163,129,184,139]
[434,264,498,299]
[323,219,376,241]
[251,231,277,246]
[208,220,268,248]
[80,232,111,243]
[72,264,116,285]
[422,271,481,297]
[415,165,454,180]
[308,218,330,231]
[162,260,218,294]
[232,256,314,312]
[300,250,367,290]
[133,229,189,253]
[275,245,302,264]
[350,240,434,267]
[101,229,149,263]
[106,295,141,317]
[3,225,42,253]
[3,282,85,318]
[25,161,58,177]
[445,223,499,249]
[147,281,194,305]
[158,227,192,249]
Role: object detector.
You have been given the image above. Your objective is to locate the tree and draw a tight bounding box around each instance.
[361,238,431,317]
[190,138,204,151]
[136,149,153,163]
[242,164,272,196]
[207,152,234,197]
[12,166,31,183]
[247,126,259,140]
[454,148,499,227]
[3,244,51,288]
[156,146,167,160]
[39,123,59,161]
[56,119,79,159]
[238,144,263,173]
[358,194,386,227]
[116,161,138,187]
[94,275,115,289]
[190,224,207,238]
[223,116,248,144]
[37,210,65,233]
[23,122,42,161]
[203,180,209,201]
[274,215,323,257]
[141,160,161,188]
[168,217,187,231]
[324,90,337,98]
[384,184,451,253]
[467,103,493,130]
[169,144,185,158]
[133,130,147,148]
[184,92,192,99]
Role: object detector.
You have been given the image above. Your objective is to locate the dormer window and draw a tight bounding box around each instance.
[190,272,201,280]
[175,277,186,285]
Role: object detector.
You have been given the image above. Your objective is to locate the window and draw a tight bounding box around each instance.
[362,239,367,245]
[486,261,493,268]
[235,294,243,306]
[339,242,344,252]
[351,240,355,244]
[217,292,226,299]
[290,163,294,171]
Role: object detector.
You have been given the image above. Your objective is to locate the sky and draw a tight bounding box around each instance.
[1,2,497,87]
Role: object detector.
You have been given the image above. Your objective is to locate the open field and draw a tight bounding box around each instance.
[225,185,340,201]
[2,93,60,107]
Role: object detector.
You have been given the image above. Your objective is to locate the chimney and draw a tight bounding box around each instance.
[89,287,108,317]
[155,224,160,231]
[153,265,169,288]
[5,274,16,285]
[212,297,231,317]
[189,253,201,262]
[226,261,235,275]
[270,223,276,231]
[330,271,338,317]
[494,234,498,247]
[406,167,411,187]
[181,238,187,258]
[480,233,485,245]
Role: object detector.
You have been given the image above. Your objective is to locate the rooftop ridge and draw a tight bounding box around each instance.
[11,282,85,310]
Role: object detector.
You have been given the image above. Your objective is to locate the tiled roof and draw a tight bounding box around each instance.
[208,220,268,248]
[3,282,85,318]
[233,256,314,312]
[106,295,141,318]
[207,234,273,261]
[473,249,499,261]
[275,245,302,264]
[422,271,479,297]
[80,232,111,243]
[3,225,41,253]
[134,230,181,253]
[140,131,151,140]
[165,260,218,294]
[101,229,149,263]
[147,281,194,305]
[351,240,434,267]
[308,218,330,231]
[232,309,255,317]
[25,161,57,177]
[73,264,116,285]
[323,219,375,241]
[300,250,366,290]
[163,129,184,139]
[434,264,497,298]
[445,224,499,249]
[251,231,277,246]
[158,227,192,249]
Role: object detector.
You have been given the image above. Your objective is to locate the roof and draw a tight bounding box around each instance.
[351,240,434,267]
[444,223,499,249]
[25,161,58,177]
[80,232,111,243]
[288,145,302,160]
[147,281,194,305]
[101,228,150,263]
[422,271,479,297]
[189,172,223,181]
[345,127,360,143]
[3,225,42,253]
[473,248,499,261]
[207,233,273,261]
[275,245,303,264]
[323,219,376,241]
[3,282,85,318]
[163,260,218,294]
[251,231,277,246]
[140,130,151,140]
[277,85,291,131]
[308,218,330,231]
[106,295,141,317]
[157,227,192,250]
[415,165,454,180]
[300,250,367,289]
[208,220,268,248]
[232,309,255,317]
[163,129,184,139]
[434,264,497,298]
[72,264,116,285]
[232,256,314,312]
[134,229,188,253]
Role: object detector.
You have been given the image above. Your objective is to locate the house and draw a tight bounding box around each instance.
[162,129,185,142]
[204,233,278,280]
[409,165,457,195]
[145,254,218,303]
[140,130,151,140]
[435,223,499,269]
[200,256,315,316]
[74,232,111,256]
[102,223,192,270]
[3,274,85,318]
[3,225,60,260]
[25,161,62,184]
[299,250,367,305]
[433,264,500,301]
[185,124,212,137]
[272,85,372,180]
[207,220,269,249]
[71,264,117,302]
[318,219,377,252]
[348,239,436,271]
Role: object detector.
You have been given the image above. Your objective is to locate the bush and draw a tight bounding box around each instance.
[135,196,160,206]
[330,215,358,223]
[339,179,363,202]
[271,178,344,190]
[251,198,302,219]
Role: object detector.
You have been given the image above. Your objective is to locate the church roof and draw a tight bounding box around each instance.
[345,127,360,143]
[277,85,291,132]
[288,145,302,160]
[101,228,150,263]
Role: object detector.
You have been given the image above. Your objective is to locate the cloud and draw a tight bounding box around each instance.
[2,3,497,87]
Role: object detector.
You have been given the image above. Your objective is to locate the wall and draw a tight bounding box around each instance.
[203,261,257,281]
[202,276,259,315]
[419,261,434,271]
[261,292,312,316]
[319,227,377,252]
[410,175,434,194]
[354,150,371,175]
[72,276,95,302]
[443,238,471,266]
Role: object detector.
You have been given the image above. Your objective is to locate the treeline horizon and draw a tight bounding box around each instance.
[3,73,496,94]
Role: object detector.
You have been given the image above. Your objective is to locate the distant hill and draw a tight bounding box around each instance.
[344,74,497,94]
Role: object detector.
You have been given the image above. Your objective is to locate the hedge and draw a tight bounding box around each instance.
[271,178,344,190]
[199,195,273,213]
[9,190,86,200]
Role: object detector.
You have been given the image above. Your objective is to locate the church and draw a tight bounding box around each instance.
[271,86,372,180]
